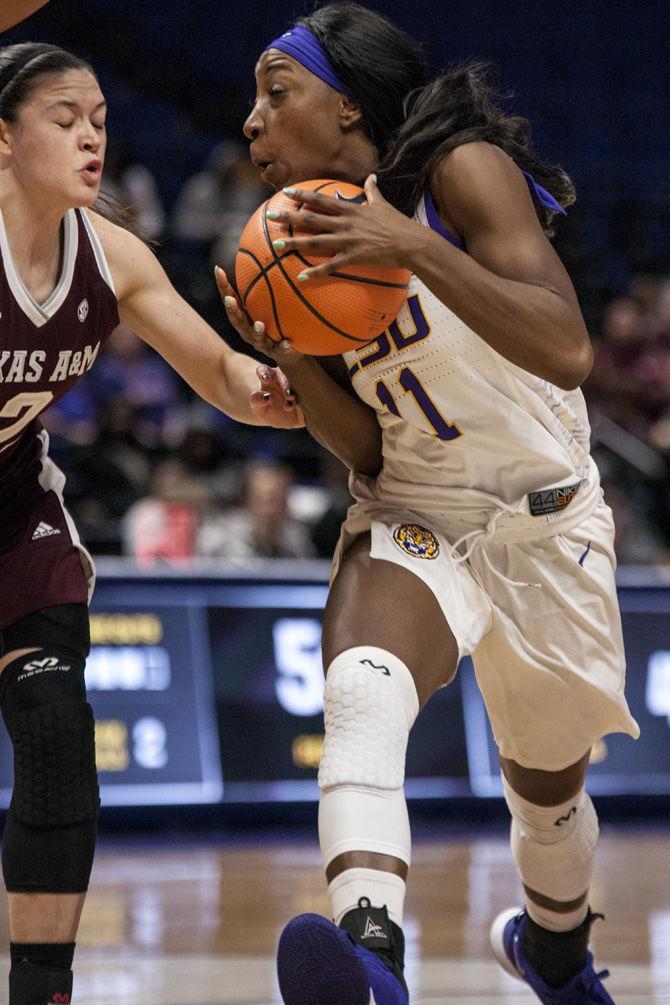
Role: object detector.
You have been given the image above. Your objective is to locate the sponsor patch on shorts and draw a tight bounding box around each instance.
[392,523,440,560]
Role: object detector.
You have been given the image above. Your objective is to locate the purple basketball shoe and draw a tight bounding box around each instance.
[490,907,616,1004]
[277,898,408,1005]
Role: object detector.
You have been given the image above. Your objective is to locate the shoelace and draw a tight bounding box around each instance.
[538,965,612,1005]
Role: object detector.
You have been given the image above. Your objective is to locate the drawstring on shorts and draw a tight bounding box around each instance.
[446,508,543,591]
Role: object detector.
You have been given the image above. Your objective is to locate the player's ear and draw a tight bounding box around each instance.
[0,118,14,157]
[338,96,363,130]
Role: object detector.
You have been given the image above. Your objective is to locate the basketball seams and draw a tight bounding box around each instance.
[236,247,285,343]
[237,247,294,306]
[261,202,368,344]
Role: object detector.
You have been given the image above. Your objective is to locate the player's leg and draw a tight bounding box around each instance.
[277,530,463,1005]
[0,604,98,1005]
[474,513,635,1003]
[489,751,618,1002]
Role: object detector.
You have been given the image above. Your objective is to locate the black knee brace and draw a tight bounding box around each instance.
[1,646,99,893]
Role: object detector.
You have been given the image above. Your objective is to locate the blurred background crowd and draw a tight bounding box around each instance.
[8,1,670,566]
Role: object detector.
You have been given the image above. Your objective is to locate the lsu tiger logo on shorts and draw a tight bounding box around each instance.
[392,523,440,560]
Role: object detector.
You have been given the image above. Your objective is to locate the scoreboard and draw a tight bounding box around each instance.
[0,562,668,806]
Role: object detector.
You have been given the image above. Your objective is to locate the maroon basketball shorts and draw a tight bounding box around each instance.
[0,489,91,630]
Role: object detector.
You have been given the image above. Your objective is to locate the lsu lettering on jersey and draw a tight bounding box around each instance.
[343,192,598,531]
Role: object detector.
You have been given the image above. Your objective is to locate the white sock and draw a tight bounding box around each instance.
[327,867,406,926]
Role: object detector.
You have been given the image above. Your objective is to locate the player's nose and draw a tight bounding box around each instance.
[243,105,262,141]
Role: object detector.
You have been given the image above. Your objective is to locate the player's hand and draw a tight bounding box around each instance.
[215,266,302,365]
[215,267,305,428]
[250,364,305,428]
[263,174,419,281]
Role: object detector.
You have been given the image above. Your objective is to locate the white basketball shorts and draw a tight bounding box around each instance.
[333,499,640,771]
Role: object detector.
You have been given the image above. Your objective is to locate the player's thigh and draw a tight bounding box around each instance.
[322,532,459,706]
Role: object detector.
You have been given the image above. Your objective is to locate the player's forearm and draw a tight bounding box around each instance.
[215,350,268,425]
[0,0,49,31]
[281,356,382,476]
[406,227,592,390]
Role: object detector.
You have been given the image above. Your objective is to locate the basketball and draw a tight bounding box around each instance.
[235,179,411,355]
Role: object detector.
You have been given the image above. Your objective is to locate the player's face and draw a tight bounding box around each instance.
[2,69,106,208]
[245,49,355,190]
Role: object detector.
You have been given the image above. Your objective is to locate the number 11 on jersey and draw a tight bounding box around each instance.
[376,367,462,442]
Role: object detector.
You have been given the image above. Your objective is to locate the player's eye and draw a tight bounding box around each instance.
[268,86,286,98]
[56,121,75,129]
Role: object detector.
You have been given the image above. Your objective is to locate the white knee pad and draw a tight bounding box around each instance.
[503,775,599,908]
[318,647,418,864]
[318,646,419,792]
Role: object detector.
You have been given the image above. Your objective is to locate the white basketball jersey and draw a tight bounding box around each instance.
[343,195,597,521]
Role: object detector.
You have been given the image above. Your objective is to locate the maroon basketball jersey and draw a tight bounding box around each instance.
[0,207,119,541]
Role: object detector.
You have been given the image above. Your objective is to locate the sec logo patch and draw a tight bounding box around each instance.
[392,523,440,560]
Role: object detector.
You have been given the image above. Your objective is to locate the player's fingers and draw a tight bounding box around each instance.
[214,265,238,300]
[249,391,306,427]
[282,186,354,215]
[294,253,351,282]
[271,234,342,254]
[266,208,340,231]
[256,365,297,405]
[270,366,298,405]
[363,173,380,202]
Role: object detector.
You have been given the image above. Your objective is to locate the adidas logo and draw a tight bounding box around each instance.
[361,915,386,940]
[31,521,61,540]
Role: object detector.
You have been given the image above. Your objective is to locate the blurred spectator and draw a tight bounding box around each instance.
[171,139,265,268]
[122,458,212,563]
[310,454,354,558]
[585,295,650,432]
[198,459,316,560]
[179,426,243,504]
[100,140,166,240]
[94,324,187,447]
[601,477,670,565]
[62,399,156,554]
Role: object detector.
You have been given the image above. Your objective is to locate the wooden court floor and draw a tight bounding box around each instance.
[0,827,667,1003]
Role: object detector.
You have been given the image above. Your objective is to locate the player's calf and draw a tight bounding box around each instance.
[0,645,100,1003]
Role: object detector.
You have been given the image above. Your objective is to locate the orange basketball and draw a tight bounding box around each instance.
[235,179,411,355]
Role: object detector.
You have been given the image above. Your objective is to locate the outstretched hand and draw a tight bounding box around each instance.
[215,267,305,429]
[250,363,305,428]
[263,174,417,281]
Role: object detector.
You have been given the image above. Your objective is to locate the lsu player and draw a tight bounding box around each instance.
[0,40,301,1005]
[219,3,639,1003]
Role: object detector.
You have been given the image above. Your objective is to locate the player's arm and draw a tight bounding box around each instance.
[91,214,302,428]
[0,0,50,31]
[284,352,383,476]
[417,142,592,389]
[218,269,383,477]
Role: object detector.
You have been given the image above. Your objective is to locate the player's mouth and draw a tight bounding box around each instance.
[252,152,279,185]
[80,158,103,184]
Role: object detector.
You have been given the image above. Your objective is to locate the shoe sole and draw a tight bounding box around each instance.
[277,914,371,1005]
[490,907,525,983]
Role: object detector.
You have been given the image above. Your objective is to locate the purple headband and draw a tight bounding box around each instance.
[266,24,352,97]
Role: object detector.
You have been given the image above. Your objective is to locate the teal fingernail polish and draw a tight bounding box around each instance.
[272,239,286,249]
[266,210,280,219]
[283,187,296,195]
[297,272,308,281]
